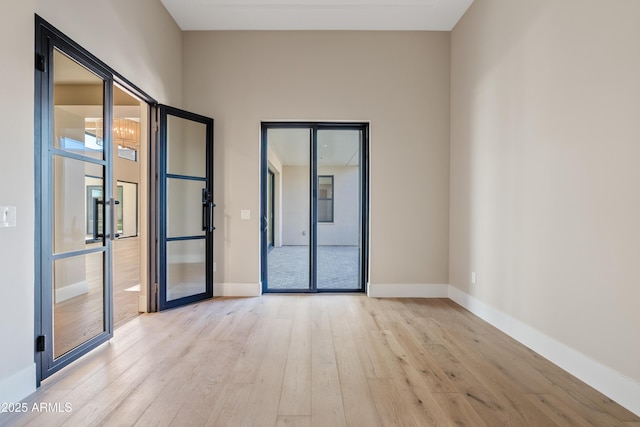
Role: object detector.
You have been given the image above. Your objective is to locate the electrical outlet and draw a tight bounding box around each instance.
[471,271,477,285]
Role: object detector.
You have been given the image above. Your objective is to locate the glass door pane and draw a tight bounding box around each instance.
[159,106,214,310]
[266,128,311,291]
[116,181,138,238]
[316,129,362,290]
[53,253,104,358]
[267,170,274,248]
[48,47,112,367]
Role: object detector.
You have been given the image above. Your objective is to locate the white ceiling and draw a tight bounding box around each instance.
[160,0,473,31]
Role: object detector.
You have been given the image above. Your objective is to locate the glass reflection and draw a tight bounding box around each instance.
[53,49,104,160]
[167,115,206,178]
[53,155,104,253]
[53,252,105,358]
[167,240,206,301]
[167,178,206,238]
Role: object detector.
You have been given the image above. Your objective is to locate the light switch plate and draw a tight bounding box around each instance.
[241,209,251,220]
[0,206,17,227]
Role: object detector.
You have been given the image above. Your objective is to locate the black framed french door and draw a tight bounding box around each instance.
[260,122,369,293]
[35,18,118,381]
[157,105,214,310]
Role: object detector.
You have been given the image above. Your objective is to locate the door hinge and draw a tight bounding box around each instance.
[35,54,46,72]
[36,335,46,352]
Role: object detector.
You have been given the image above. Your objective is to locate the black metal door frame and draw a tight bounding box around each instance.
[157,105,215,310]
[260,122,369,294]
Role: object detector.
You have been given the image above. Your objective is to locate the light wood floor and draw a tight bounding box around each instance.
[53,237,141,357]
[113,236,142,329]
[2,296,638,426]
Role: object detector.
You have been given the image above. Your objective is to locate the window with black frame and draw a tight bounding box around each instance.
[318,175,334,223]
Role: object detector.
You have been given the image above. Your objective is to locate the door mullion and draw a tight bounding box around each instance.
[310,127,318,292]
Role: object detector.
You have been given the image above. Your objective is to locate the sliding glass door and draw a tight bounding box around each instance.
[261,123,369,293]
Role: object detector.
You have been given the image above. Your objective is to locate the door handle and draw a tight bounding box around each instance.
[94,198,104,240]
[109,198,120,240]
[202,188,208,231]
[208,202,215,232]
[202,201,207,231]
[202,189,215,232]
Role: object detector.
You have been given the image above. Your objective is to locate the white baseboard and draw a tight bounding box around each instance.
[367,283,448,298]
[0,363,35,404]
[214,282,261,297]
[138,294,148,313]
[55,280,88,303]
[447,286,640,417]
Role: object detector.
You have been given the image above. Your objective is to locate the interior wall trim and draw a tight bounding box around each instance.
[214,282,262,297]
[0,363,35,405]
[447,285,640,417]
[367,283,449,298]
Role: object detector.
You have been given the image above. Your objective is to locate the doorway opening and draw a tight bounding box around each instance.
[111,84,149,329]
[260,123,369,293]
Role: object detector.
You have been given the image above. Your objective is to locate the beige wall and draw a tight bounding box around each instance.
[0,0,182,403]
[182,31,451,288]
[0,0,37,403]
[36,0,182,105]
[450,0,640,385]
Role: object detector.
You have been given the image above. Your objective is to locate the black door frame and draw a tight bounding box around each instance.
[260,122,370,293]
[157,105,215,310]
[34,16,156,384]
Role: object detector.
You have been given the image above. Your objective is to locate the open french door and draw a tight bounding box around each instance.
[157,105,214,310]
[35,18,117,381]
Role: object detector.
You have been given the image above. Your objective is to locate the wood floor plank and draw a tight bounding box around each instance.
[523,393,599,427]
[311,326,347,427]
[279,297,312,416]
[329,316,383,427]
[240,318,292,427]
[432,392,490,427]
[424,340,548,426]
[541,384,634,427]
[368,378,421,426]
[231,314,274,384]
[276,416,312,427]
[382,312,458,393]
[434,330,562,426]
[535,362,640,423]
[205,383,253,427]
